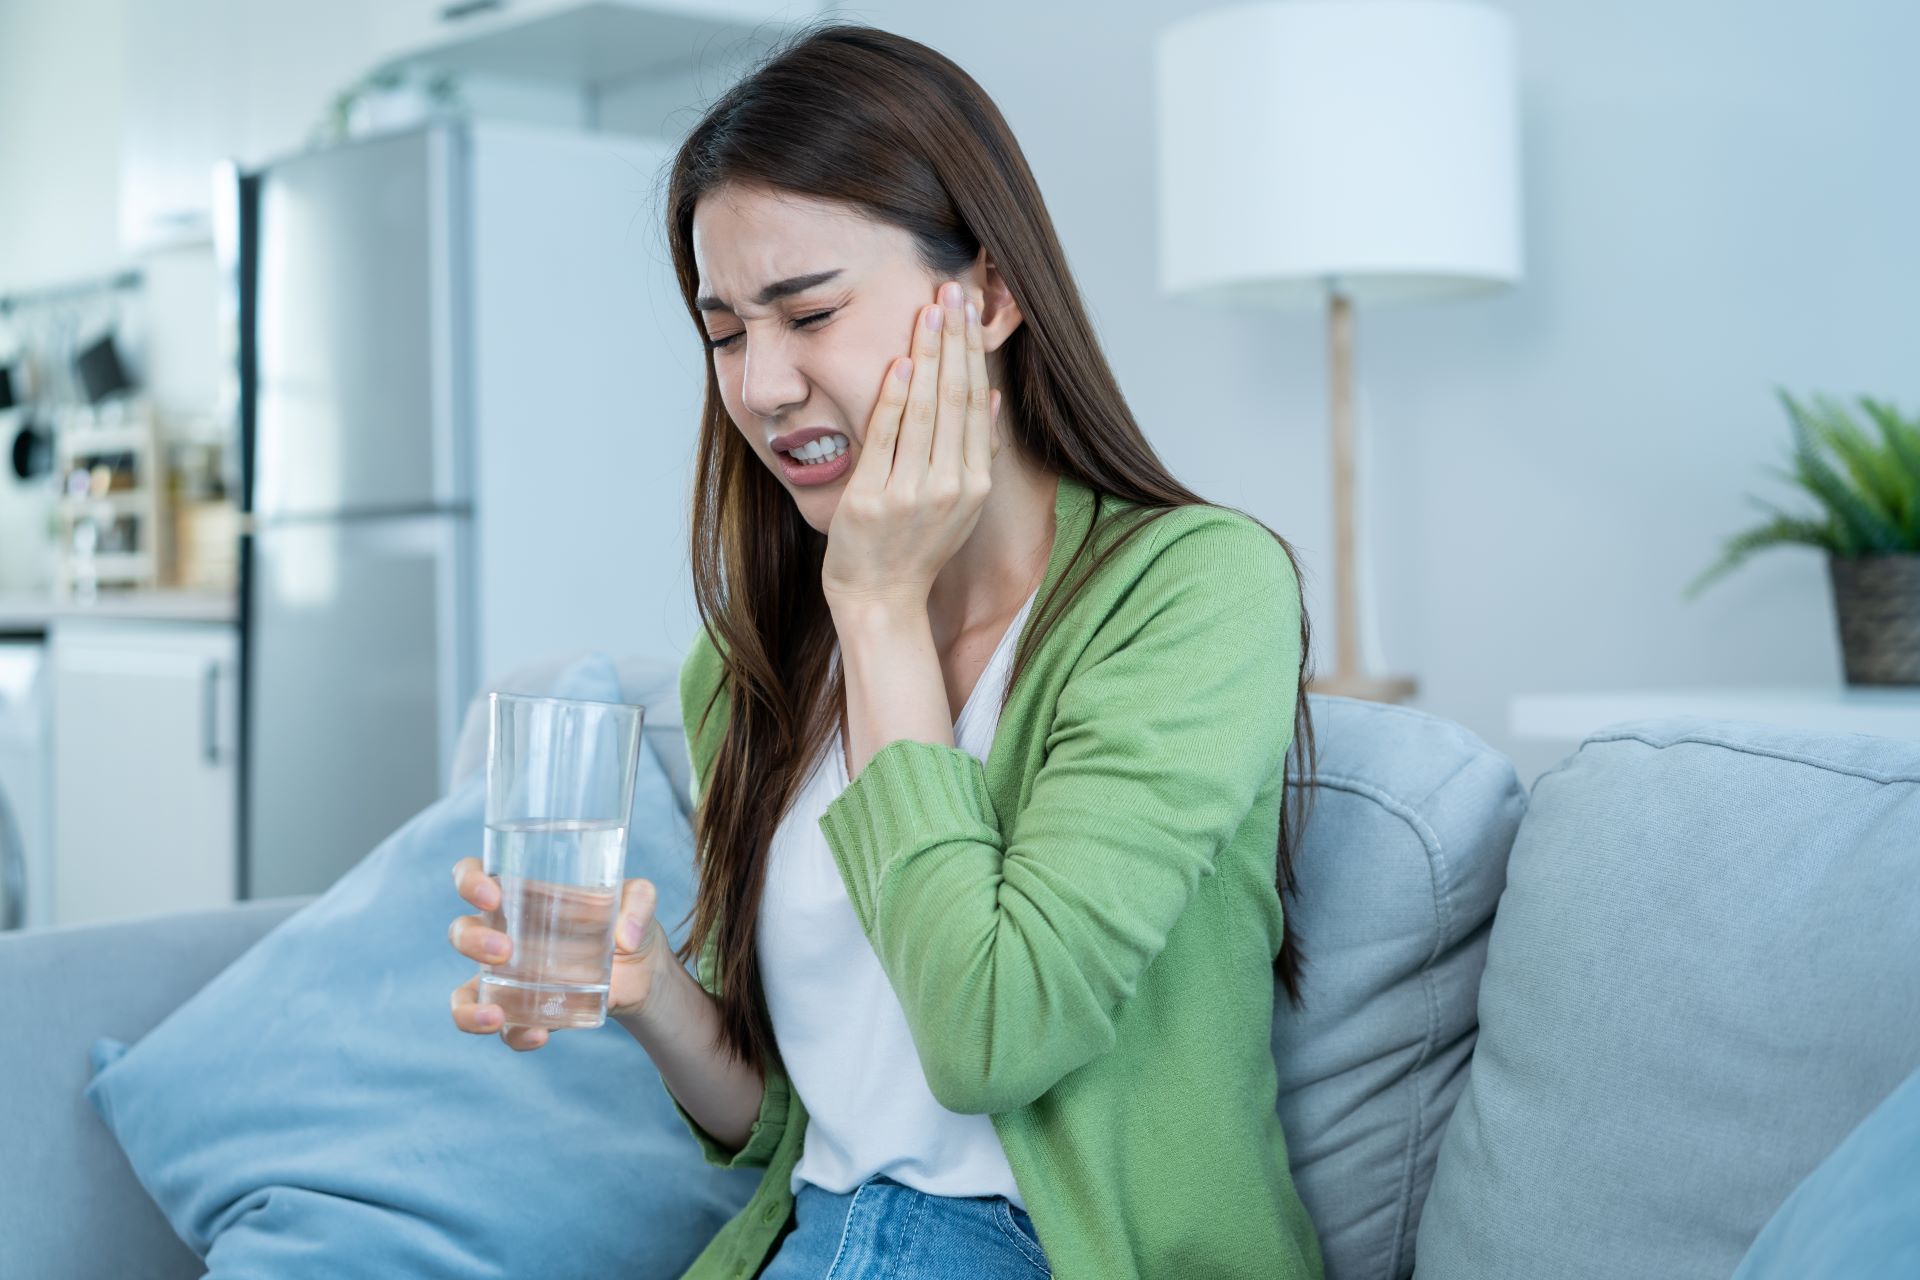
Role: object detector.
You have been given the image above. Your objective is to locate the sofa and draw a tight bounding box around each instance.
[6,647,1917,1279]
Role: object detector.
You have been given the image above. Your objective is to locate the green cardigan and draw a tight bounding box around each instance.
[666,471,1323,1280]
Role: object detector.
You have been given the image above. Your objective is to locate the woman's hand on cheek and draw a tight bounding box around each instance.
[821,278,1003,619]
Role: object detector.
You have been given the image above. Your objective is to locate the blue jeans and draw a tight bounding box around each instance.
[756,1175,1051,1279]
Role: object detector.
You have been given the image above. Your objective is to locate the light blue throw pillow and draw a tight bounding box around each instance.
[85,652,756,1277]
[1732,1060,1920,1279]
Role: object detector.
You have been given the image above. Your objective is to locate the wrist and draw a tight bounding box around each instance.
[825,591,928,634]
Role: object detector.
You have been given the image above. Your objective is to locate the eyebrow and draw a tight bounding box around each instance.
[694,269,844,313]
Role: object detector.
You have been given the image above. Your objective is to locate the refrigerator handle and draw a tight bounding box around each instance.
[0,783,23,931]
[202,660,223,765]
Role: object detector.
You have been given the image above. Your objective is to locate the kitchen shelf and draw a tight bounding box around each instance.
[59,422,153,453]
[380,0,817,87]
[53,408,169,594]
[59,491,147,514]
[84,551,157,575]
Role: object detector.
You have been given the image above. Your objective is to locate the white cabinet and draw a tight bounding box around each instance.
[49,619,238,926]
[370,0,806,92]
[372,0,515,61]
[117,0,810,252]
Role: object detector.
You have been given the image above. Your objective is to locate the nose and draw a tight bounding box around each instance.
[737,340,809,424]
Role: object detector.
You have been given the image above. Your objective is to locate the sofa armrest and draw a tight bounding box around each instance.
[0,895,317,1279]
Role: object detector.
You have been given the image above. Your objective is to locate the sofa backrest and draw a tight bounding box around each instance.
[1413,715,1920,1280]
[1277,693,1527,1279]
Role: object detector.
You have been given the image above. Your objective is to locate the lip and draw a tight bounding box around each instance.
[769,426,845,454]
[779,440,854,487]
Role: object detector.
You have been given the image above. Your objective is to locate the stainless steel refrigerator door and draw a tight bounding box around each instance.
[252,125,468,518]
[245,512,473,900]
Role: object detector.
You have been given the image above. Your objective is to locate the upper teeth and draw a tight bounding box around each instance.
[791,435,848,461]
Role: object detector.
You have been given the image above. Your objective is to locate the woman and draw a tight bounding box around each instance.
[449,20,1323,1279]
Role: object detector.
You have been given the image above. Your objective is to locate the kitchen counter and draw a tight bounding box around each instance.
[0,588,238,633]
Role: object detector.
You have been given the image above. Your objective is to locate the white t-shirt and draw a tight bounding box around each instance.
[757,586,1041,1206]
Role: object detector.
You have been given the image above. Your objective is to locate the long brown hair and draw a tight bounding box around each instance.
[663,19,1320,1077]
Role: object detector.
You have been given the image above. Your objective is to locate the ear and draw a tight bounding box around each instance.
[969,248,1024,354]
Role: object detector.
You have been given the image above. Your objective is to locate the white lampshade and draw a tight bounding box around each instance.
[1156,0,1522,308]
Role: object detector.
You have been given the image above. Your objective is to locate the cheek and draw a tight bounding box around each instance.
[710,336,883,446]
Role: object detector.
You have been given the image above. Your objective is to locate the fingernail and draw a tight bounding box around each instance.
[925,306,942,330]
[893,357,912,383]
[486,939,507,960]
[477,1007,501,1027]
[965,301,977,324]
[620,917,641,948]
[942,281,961,305]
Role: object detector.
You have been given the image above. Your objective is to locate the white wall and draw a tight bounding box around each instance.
[4,0,1914,787]
[0,0,129,590]
[1363,0,1918,785]
[465,123,708,685]
[816,0,1919,786]
[0,0,127,289]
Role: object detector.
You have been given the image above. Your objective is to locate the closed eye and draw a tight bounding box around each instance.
[704,310,836,352]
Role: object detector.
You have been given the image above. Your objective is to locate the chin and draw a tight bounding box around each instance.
[794,494,836,534]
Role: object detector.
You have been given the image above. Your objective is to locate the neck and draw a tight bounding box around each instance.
[925,452,1058,654]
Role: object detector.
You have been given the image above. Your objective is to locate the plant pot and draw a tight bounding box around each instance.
[1828,552,1920,687]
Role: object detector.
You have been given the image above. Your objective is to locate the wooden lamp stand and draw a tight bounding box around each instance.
[1306,288,1419,705]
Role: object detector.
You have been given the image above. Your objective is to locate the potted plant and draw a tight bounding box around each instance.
[1686,389,1920,687]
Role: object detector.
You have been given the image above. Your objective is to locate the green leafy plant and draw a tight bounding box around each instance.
[1685,389,1920,600]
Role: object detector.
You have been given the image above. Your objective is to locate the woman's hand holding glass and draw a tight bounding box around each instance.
[447,856,673,1051]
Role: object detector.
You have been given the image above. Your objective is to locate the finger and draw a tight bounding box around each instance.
[933,280,969,478]
[448,913,512,965]
[991,389,1003,460]
[450,977,505,1034]
[503,1024,549,1052]
[615,878,657,954]
[852,356,912,494]
[962,293,993,475]
[452,857,498,912]
[896,300,944,483]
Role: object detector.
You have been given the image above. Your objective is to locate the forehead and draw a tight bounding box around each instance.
[692,186,904,304]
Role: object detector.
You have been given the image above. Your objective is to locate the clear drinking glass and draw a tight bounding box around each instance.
[477,690,644,1031]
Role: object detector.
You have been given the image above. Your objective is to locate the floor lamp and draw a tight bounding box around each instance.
[1155,0,1523,704]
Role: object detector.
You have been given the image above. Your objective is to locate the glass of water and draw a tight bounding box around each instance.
[477,690,644,1031]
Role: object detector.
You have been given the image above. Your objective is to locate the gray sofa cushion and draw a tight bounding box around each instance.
[0,895,315,1280]
[1414,716,1920,1279]
[1275,694,1526,1280]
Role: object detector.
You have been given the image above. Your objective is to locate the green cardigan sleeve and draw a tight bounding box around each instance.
[662,628,799,1171]
[817,519,1302,1116]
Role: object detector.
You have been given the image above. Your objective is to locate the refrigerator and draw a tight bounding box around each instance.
[220,120,703,902]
